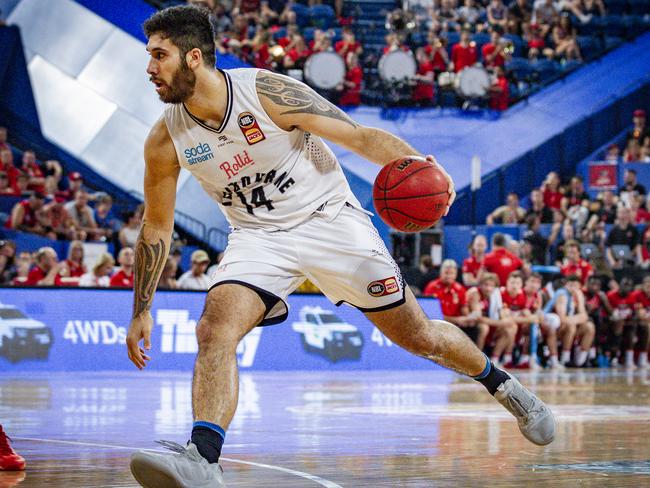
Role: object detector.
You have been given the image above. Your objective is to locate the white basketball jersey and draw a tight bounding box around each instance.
[163,68,364,231]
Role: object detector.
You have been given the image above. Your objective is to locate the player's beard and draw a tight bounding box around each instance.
[157,59,196,104]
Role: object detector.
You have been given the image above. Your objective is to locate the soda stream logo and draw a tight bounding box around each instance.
[183,142,214,165]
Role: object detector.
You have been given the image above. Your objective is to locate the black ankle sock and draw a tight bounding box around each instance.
[473,359,510,396]
[191,426,224,464]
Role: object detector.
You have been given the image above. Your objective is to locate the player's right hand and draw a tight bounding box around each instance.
[127,312,153,370]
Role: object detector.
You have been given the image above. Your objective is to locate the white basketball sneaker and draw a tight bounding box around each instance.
[494,372,556,446]
[130,441,225,488]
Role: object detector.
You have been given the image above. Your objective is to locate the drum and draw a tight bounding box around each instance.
[437,71,456,89]
[378,50,417,82]
[455,66,491,98]
[304,52,346,90]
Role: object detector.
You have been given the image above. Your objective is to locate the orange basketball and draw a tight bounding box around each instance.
[373,156,450,232]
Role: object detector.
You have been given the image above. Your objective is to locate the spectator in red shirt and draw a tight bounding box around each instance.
[524,272,565,369]
[560,240,592,285]
[110,247,135,288]
[541,171,563,210]
[484,233,524,286]
[26,247,64,286]
[57,171,84,202]
[633,276,650,368]
[39,196,77,241]
[60,240,87,286]
[499,270,534,367]
[423,259,469,327]
[467,272,518,364]
[462,234,487,287]
[5,192,46,234]
[335,27,362,59]
[19,150,46,194]
[0,148,20,191]
[338,53,363,106]
[0,172,17,195]
[451,30,478,73]
[283,34,311,69]
[607,277,640,368]
[412,48,435,107]
[488,66,509,111]
[424,33,449,73]
[482,28,509,70]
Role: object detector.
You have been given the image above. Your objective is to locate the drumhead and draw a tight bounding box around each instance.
[378,50,416,82]
[456,67,491,98]
[304,52,346,90]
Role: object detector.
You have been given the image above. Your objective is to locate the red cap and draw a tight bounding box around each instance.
[68,171,83,181]
[633,109,646,118]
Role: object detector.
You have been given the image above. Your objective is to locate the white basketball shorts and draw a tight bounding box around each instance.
[209,203,405,325]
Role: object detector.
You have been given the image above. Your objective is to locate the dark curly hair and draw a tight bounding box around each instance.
[143,5,216,67]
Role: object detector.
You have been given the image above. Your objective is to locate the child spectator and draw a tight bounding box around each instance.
[79,253,115,287]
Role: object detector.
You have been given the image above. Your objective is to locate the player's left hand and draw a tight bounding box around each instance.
[425,155,455,215]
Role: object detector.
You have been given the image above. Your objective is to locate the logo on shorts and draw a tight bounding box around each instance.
[238,112,266,145]
[367,277,399,297]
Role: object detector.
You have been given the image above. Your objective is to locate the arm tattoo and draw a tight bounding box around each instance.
[256,72,359,129]
[133,230,167,319]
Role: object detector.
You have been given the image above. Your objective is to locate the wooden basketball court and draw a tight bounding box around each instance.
[1,369,649,487]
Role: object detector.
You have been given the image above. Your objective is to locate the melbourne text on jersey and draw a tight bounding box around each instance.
[222,170,296,215]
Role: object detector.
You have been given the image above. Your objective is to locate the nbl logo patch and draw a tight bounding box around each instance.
[367,277,399,297]
[238,112,266,145]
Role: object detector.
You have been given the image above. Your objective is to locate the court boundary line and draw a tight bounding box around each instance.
[13,436,344,488]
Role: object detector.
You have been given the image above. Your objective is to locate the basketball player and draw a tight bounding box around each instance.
[127,6,555,486]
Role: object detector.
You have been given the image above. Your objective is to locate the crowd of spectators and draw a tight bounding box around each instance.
[0,125,220,291]
[410,108,650,369]
[175,0,648,110]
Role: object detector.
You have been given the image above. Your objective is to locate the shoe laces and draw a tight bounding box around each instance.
[155,440,187,454]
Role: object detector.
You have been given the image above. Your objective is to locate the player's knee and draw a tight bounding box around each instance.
[195,317,238,351]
